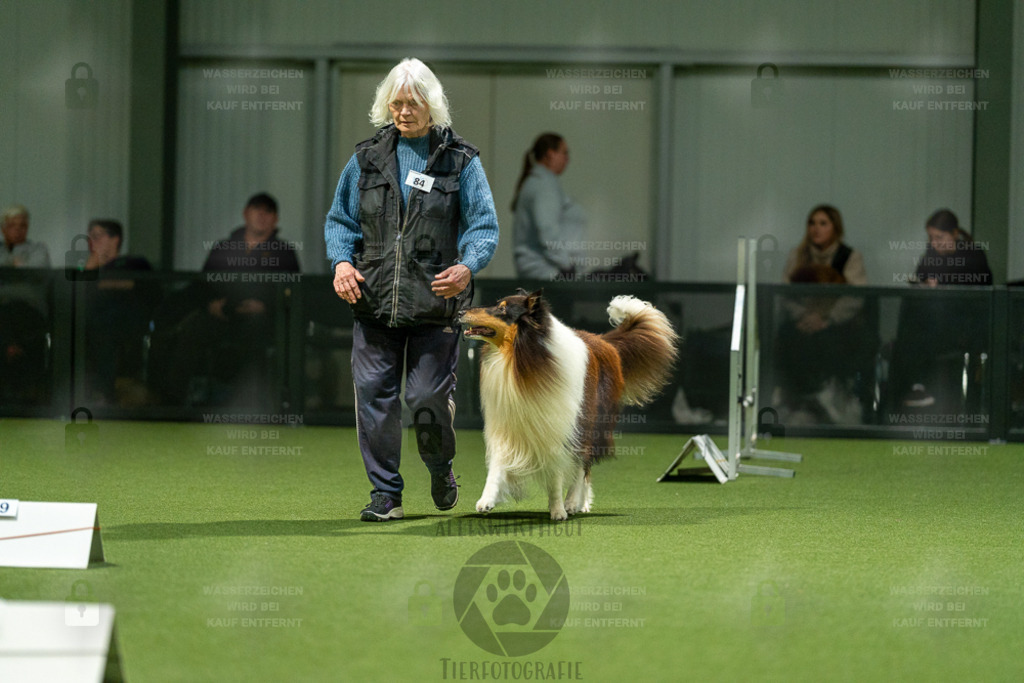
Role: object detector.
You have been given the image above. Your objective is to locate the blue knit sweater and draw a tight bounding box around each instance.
[324,131,499,274]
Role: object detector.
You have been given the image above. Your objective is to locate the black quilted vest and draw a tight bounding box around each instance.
[352,124,477,327]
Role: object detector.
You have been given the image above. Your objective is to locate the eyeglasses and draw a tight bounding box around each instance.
[389,98,423,113]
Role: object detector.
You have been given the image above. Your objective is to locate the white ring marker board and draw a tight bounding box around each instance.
[0,501,104,569]
[0,600,121,683]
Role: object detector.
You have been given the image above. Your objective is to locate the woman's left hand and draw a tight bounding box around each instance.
[796,310,829,333]
[431,264,471,299]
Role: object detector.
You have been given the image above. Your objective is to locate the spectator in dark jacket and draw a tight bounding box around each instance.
[162,193,301,407]
[894,209,993,412]
[913,208,992,287]
[202,192,300,319]
[83,219,157,405]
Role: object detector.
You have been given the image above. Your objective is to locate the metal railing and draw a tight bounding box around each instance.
[1,270,1020,441]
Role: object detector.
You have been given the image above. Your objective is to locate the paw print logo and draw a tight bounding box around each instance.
[487,569,538,626]
[453,541,569,656]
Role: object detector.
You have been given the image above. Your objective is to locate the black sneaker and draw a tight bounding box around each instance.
[903,383,935,408]
[360,492,404,522]
[430,468,460,511]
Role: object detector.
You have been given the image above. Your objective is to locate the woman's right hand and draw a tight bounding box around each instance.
[333,261,365,304]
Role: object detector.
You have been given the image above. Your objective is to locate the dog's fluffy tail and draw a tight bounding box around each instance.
[603,295,679,406]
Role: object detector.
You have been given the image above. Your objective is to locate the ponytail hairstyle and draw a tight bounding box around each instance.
[926,208,973,244]
[511,132,564,211]
[795,204,844,268]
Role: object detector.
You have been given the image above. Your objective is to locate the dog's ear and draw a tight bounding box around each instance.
[516,287,530,297]
[524,289,546,316]
[520,290,545,329]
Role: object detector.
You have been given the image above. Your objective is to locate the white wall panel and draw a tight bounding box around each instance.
[1010,4,1024,282]
[180,0,975,61]
[174,63,313,271]
[0,0,132,260]
[671,71,974,284]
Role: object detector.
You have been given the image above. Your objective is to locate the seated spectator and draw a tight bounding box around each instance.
[201,192,301,317]
[86,219,153,273]
[0,286,50,404]
[1,205,51,269]
[81,220,157,405]
[892,209,992,410]
[775,205,870,424]
[159,193,300,407]
[783,204,867,289]
[912,208,992,288]
[0,205,52,403]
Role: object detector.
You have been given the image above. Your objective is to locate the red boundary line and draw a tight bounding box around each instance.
[0,526,101,542]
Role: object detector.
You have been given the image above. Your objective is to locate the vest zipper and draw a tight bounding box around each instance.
[385,131,450,326]
[390,190,406,327]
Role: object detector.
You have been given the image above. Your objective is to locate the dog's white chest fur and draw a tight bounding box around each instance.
[478,317,588,474]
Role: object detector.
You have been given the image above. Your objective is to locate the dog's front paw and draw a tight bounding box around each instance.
[476,498,495,513]
[549,507,568,521]
[579,502,591,513]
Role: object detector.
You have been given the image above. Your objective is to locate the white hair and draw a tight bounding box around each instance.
[369,58,451,129]
[2,204,29,224]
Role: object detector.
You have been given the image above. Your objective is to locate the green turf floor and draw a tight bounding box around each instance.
[1,418,1022,682]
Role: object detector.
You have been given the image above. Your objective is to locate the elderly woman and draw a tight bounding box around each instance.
[325,58,499,522]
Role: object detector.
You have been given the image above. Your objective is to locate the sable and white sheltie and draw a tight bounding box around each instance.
[460,290,678,520]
